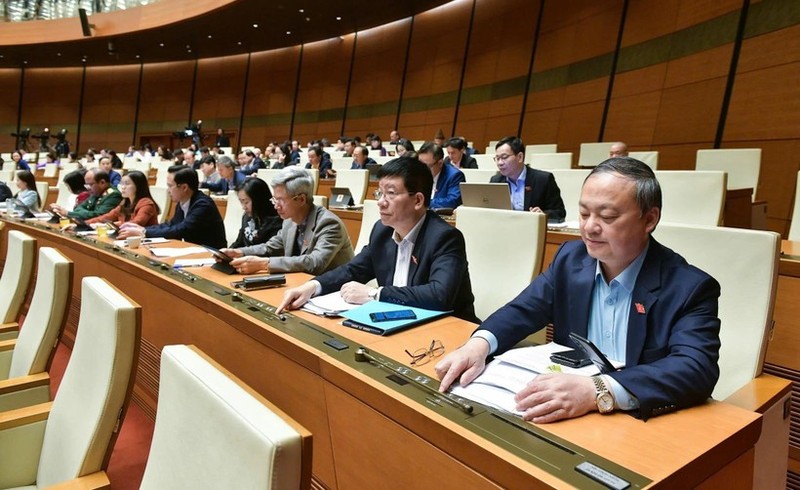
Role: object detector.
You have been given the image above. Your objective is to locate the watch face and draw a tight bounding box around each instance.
[597,393,614,413]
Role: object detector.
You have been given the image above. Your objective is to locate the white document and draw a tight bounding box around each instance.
[301,291,360,316]
[173,258,215,267]
[147,246,207,258]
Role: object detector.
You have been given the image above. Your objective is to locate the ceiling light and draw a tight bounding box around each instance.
[305,17,310,21]
[336,16,342,20]
[135,54,141,59]
[57,52,62,56]
[23,60,28,64]
[208,35,213,39]
[253,23,258,28]
[237,41,242,45]
[286,31,291,35]
[299,8,304,13]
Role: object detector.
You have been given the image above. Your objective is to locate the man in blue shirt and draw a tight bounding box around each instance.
[201,155,246,195]
[436,158,721,422]
[418,141,465,210]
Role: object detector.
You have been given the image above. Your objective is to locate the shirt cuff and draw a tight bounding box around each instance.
[471,330,498,355]
[311,280,322,297]
[602,374,639,411]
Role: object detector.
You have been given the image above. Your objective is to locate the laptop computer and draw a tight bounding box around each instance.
[459,183,513,210]
[329,187,355,208]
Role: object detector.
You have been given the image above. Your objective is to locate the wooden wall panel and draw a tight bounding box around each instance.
[343,19,411,138]
[397,0,472,141]
[241,47,300,147]
[19,67,82,152]
[192,54,248,141]
[81,64,139,152]
[137,61,194,137]
[0,69,21,150]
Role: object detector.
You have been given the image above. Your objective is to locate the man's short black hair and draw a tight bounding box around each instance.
[445,137,467,151]
[169,165,199,192]
[495,136,525,156]
[92,170,110,184]
[377,156,433,207]
[418,141,444,161]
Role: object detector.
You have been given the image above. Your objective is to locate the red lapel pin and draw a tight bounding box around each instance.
[411,255,418,265]
[635,303,646,314]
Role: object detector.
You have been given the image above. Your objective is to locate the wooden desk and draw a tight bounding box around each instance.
[0,218,765,489]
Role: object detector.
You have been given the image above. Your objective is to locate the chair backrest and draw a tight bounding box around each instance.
[256,169,285,193]
[60,162,79,174]
[578,142,615,167]
[529,152,572,170]
[696,148,761,201]
[523,144,558,163]
[628,151,659,170]
[2,161,17,172]
[790,171,800,241]
[355,200,380,254]
[331,157,352,172]
[312,195,328,208]
[43,163,59,178]
[8,247,73,379]
[0,169,14,184]
[307,167,320,194]
[224,190,245,246]
[456,207,546,321]
[140,344,311,490]
[36,277,140,487]
[155,168,169,187]
[0,230,36,324]
[472,154,497,170]
[460,168,497,183]
[547,169,591,222]
[335,169,369,205]
[652,223,780,400]
[35,181,49,205]
[55,182,75,210]
[655,170,726,226]
[149,186,172,224]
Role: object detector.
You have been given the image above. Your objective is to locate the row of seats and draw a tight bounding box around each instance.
[0,227,309,488]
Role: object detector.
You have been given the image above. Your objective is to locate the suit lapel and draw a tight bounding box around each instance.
[570,254,596,339]
[626,244,661,365]
[300,207,319,254]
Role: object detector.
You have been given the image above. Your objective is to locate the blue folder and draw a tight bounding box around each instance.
[340,301,451,336]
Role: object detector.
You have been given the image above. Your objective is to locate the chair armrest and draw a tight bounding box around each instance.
[0,323,19,341]
[0,339,15,379]
[0,402,52,488]
[0,372,51,412]
[724,374,792,414]
[44,471,111,490]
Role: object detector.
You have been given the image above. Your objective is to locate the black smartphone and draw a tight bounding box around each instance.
[549,349,592,368]
[103,220,119,233]
[369,309,417,322]
[204,246,233,263]
[569,332,617,374]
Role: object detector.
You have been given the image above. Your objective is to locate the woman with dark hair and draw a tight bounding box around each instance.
[271,143,292,169]
[59,168,89,210]
[87,170,160,226]
[370,135,387,156]
[229,177,282,248]
[15,170,41,211]
[395,138,415,157]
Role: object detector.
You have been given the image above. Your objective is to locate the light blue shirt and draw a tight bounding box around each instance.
[590,243,649,410]
[506,166,527,211]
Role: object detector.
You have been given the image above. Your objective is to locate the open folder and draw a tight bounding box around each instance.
[340,301,451,336]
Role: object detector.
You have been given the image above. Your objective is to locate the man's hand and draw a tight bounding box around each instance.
[339,281,373,304]
[434,337,491,392]
[117,222,145,239]
[529,206,544,213]
[230,256,268,274]
[49,203,64,215]
[220,248,243,259]
[276,282,317,314]
[514,373,597,423]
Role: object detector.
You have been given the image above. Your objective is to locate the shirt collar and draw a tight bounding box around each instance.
[509,165,526,185]
[392,213,426,246]
[594,241,650,292]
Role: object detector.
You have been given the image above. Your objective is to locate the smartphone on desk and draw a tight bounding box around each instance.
[549,349,592,368]
[369,309,417,322]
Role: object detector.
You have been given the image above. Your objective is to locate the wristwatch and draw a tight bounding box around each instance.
[592,376,615,414]
[367,288,379,300]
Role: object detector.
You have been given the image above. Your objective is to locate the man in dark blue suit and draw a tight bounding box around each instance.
[436,158,721,422]
[490,136,566,221]
[418,141,465,209]
[277,156,478,322]
[201,155,246,195]
[118,165,226,249]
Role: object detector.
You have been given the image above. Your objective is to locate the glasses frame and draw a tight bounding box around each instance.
[405,339,445,367]
[374,189,416,201]
[270,194,302,206]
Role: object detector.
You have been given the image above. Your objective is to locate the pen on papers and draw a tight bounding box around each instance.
[172,264,206,269]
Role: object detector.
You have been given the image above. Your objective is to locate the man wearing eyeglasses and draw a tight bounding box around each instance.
[277,156,478,323]
[221,166,354,274]
[490,136,566,221]
[118,165,226,249]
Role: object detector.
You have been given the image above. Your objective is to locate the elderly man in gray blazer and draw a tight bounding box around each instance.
[222,167,354,275]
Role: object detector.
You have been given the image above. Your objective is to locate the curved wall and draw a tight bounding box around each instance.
[1,0,800,234]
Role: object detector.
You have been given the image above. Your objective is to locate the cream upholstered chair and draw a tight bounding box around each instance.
[331,157,352,172]
[523,144,558,163]
[578,142,614,167]
[307,167,320,194]
[354,200,380,254]
[456,207,546,324]
[42,163,58,178]
[335,169,369,205]
[696,148,761,201]
[256,168,284,193]
[628,150,659,170]
[312,195,328,208]
[224,190,244,247]
[34,181,49,206]
[0,231,36,340]
[0,247,72,412]
[139,345,311,490]
[547,169,591,222]
[651,223,780,400]
[656,170,726,226]
[529,152,572,170]
[459,168,497,183]
[1,162,15,172]
[472,154,497,170]
[0,276,140,489]
[150,186,171,224]
[789,171,800,241]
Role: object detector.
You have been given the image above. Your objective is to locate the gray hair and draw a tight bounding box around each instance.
[586,157,662,215]
[271,166,313,202]
[216,155,235,169]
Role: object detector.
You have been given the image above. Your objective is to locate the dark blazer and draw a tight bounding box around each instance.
[201,170,246,194]
[444,155,478,169]
[490,166,566,220]
[315,210,478,322]
[351,158,377,169]
[230,214,283,248]
[240,158,267,176]
[479,237,721,420]
[431,163,465,209]
[145,191,226,249]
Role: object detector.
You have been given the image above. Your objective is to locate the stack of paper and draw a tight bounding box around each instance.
[301,291,359,317]
[147,246,207,258]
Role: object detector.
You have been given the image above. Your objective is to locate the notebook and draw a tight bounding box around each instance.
[329,187,355,208]
[341,301,451,336]
[459,183,513,210]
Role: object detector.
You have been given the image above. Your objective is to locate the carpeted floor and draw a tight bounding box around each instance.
[51,342,154,489]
